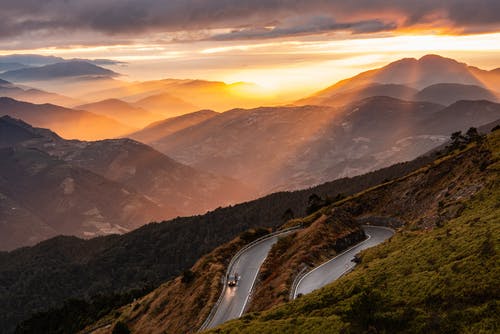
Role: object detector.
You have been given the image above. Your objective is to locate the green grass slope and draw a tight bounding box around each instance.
[209,132,500,333]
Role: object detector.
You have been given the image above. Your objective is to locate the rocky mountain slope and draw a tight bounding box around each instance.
[142,97,500,193]
[0,116,252,250]
[0,146,165,251]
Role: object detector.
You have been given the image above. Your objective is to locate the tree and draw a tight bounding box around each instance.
[306,193,325,215]
[281,208,294,222]
[181,269,195,284]
[112,321,131,334]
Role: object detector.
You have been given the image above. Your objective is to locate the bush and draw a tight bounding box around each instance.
[112,321,131,334]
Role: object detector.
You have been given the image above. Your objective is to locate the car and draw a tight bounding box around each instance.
[227,273,239,287]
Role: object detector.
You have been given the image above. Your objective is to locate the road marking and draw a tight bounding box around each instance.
[293,226,395,299]
[293,232,372,299]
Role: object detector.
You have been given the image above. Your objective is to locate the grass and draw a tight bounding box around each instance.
[207,132,500,334]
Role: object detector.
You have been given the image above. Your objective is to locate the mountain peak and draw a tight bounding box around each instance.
[1,60,119,82]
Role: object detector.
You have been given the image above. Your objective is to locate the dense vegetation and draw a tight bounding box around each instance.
[0,153,434,333]
[209,130,500,333]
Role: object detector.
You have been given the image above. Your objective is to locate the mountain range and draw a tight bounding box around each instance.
[297,55,499,106]
[0,53,499,333]
[134,97,500,192]
[0,60,119,82]
[0,116,252,251]
[0,97,133,140]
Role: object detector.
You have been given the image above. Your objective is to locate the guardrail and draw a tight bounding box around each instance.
[290,225,395,299]
[288,266,309,301]
[198,225,302,332]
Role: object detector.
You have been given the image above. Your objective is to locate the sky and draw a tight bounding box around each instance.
[1,0,500,96]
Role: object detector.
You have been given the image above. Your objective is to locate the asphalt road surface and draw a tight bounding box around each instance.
[293,226,394,298]
[205,233,287,329]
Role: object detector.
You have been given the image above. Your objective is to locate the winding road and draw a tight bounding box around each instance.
[202,231,295,330]
[201,225,394,331]
[293,225,394,298]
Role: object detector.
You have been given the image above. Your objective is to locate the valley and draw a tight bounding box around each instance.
[0,52,499,334]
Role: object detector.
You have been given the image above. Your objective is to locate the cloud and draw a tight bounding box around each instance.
[0,0,498,47]
[210,16,397,40]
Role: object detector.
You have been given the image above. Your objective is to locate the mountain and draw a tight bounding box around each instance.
[0,144,437,333]
[0,79,79,107]
[0,54,64,66]
[0,61,119,82]
[0,116,252,247]
[299,55,500,104]
[414,83,498,105]
[143,97,499,193]
[297,83,418,106]
[208,129,499,334]
[81,78,279,112]
[25,125,499,334]
[77,99,161,128]
[133,92,199,117]
[54,138,252,217]
[0,145,166,251]
[419,100,500,135]
[129,109,218,144]
[0,62,30,73]
[0,97,133,140]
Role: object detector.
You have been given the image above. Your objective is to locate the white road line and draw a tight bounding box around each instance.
[293,232,372,299]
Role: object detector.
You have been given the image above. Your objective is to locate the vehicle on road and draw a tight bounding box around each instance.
[227,273,239,287]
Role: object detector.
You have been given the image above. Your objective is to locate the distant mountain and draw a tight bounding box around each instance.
[0,79,79,106]
[149,97,500,192]
[414,83,498,105]
[297,83,418,106]
[1,60,119,82]
[77,99,161,128]
[0,62,30,73]
[0,144,166,251]
[0,97,133,140]
[133,92,199,117]
[0,54,64,66]
[81,78,278,112]
[0,116,253,250]
[299,55,500,104]
[130,109,218,143]
[419,100,500,135]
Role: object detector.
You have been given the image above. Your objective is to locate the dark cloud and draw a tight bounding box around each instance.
[0,0,498,44]
[210,16,397,40]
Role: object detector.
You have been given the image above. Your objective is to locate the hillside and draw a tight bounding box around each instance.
[133,92,199,117]
[0,146,165,251]
[129,109,218,144]
[150,97,499,192]
[0,97,133,140]
[0,116,252,249]
[0,79,79,107]
[70,121,500,334]
[0,144,437,333]
[414,83,498,105]
[77,99,161,128]
[209,129,500,333]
